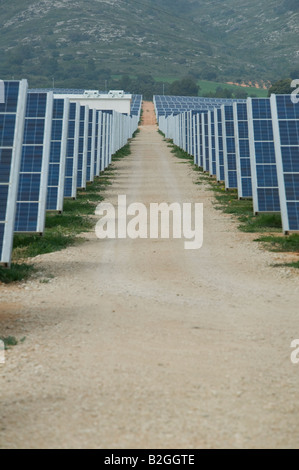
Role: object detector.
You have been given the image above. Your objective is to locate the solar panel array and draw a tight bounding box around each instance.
[47,98,69,213]
[15,92,53,233]
[154,95,237,118]
[0,81,142,266]
[214,107,225,182]
[131,95,142,117]
[0,80,27,265]
[247,98,280,214]
[64,102,80,199]
[234,102,252,198]
[157,93,299,235]
[271,94,299,233]
[222,104,238,189]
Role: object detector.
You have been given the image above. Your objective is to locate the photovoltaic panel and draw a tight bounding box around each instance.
[86,108,96,183]
[208,110,216,176]
[98,111,105,173]
[0,80,28,265]
[77,105,89,189]
[64,102,80,199]
[247,97,280,214]
[233,102,252,198]
[104,111,113,167]
[192,112,200,165]
[198,113,205,168]
[47,98,70,212]
[94,111,99,177]
[183,113,188,153]
[214,108,225,182]
[15,91,53,234]
[202,112,209,172]
[222,104,237,189]
[271,94,299,232]
[188,112,194,156]
[101,111,108,171]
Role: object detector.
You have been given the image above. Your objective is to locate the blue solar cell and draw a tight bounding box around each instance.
[65,103,79,199]
[271,94,299,232]
[222,104,238,189]
[15,91,53,233]
[214,108,225,182]
[0,115,16,146]
[77,105,88,189]
[47,98,69,212]
[0,80,27,265]
[202,113,209,172]
[0,149,12,183]
[247,97,280,214]
[208,111,216,175]
[233,102,252,198]
[86,108,96,183]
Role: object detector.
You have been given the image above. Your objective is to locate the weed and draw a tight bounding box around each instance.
[255,234,299,252]
[0,336,18,349]
[0,263,36,284]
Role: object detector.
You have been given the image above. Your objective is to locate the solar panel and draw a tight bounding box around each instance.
[202,112,209,172]
[271,94,299,232]
[208,110,216,176]
[47,98,70,212]
[77,105,89,189]
[0,80,28,266]
[214,107,225,182]
[98,111,105,172]
[247,97,280,214]
[186,112,193,155]
[183,112,188,153]
[153,95,242,120]
[192,112,200,165]
[94,110,100,177]
[198,113,205,168]
[64,102,80,199]
[100,111,108,171]
[222,104,238,189]
[86,108,96,183]
[233,102,252,199]
[15,91,53,234]
[105,110,113,167]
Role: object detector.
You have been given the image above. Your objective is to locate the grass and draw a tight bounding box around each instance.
[154,77,268,98]
[0,336,26,350]
[0,263,36,284]
[196,79,268,98]
[255,234,299,252]
[0,139,134,283]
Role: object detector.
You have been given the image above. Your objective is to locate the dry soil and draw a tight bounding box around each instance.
[0,101,299,449]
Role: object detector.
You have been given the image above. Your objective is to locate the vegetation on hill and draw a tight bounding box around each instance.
[0,0,297,90]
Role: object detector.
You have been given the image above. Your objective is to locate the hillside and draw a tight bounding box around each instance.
[0,0,298,89]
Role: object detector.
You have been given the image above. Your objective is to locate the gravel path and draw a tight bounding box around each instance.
[0,102,299,449]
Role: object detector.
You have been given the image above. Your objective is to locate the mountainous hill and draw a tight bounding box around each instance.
[0,0,298,89]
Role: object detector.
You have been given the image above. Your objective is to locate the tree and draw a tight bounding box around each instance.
[268,78,293,96]
[169,77,199,96]
[234,89,248,99]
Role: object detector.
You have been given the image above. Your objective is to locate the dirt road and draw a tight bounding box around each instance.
[0,102,299,449]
